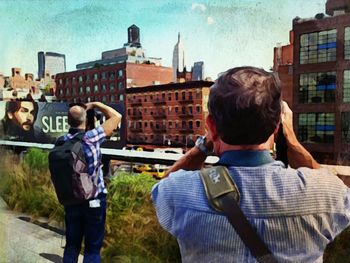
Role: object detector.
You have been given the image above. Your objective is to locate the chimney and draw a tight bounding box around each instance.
[12,68,21,77]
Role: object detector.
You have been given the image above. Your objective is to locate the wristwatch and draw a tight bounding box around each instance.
[195,136,212,155]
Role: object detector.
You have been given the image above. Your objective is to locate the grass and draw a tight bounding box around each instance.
[0,148,180,262]
[0,147,349,262]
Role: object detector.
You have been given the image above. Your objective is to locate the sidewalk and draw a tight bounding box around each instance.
[0,198,82,263]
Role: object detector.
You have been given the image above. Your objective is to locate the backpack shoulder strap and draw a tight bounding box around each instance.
[200,166,240,212]
[199,166,278,263]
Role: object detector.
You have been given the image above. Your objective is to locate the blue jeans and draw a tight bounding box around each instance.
[63,194,107,263]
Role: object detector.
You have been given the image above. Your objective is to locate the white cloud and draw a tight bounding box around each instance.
[191,3,207,12]
[207,16,214,25]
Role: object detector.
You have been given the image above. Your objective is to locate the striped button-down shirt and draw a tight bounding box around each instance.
[152,150,350,263]
[65,126,107,196]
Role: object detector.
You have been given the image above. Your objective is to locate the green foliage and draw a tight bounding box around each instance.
[0,149,180,262]
[0,148,63,221]
[324,227,350,263]
[102,173,180,263]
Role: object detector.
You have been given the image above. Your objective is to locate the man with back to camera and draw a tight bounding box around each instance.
[62,102,121,263]
[152,67,350,262]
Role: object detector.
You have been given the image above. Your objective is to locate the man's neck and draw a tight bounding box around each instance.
[216,134,274,156]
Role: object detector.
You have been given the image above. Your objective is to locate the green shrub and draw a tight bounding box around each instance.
[0,149,180,262]
[102,172,180,263]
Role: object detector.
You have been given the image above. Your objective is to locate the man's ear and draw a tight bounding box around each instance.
[7,112,13,120]
[206,115,219,141]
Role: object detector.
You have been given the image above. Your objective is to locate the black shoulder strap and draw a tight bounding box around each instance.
[200,166,278,263]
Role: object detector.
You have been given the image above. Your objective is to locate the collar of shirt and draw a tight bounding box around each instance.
[217,150,274,167]
[68,128,85,135]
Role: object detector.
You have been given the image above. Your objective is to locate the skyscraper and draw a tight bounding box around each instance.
[172,33,185,82]
[38,52,66,79]
[192,61,204,81]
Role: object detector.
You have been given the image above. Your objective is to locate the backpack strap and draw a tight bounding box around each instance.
[199,166,278,263]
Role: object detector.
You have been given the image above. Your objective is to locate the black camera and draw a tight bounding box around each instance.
[275,124,288,167]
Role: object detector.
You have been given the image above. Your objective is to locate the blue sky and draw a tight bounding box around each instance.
[0,0,326,79]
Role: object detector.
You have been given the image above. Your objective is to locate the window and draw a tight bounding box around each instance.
[299,29,336,64]
[86,74,90,81]
[118,69,123,78]
[86,86,91,93]
[110,84,115,91]
[66,88,70,95]
[93,73,98,81]
[109,71,115,80]
[78,76,83,83]
[102,96,107,103]
[343,70,350,102]
[299,72,336,103]
[168,92,172,101]
[101,72,107,80]
[102,84,107,92]
[79,86,84,94]
[175,92,179,100]
[182,91,186,100]
[59,89,63,95]
[59,79,63,85]
[119,94,124,101]
[196,121,200,128]
[94,85,99,93]
[118,82,124,90]
[72,77,76,83]
[72,87,77,95]
[341,112,350,143]
[196,105,201,113]
[345,27,350,59]
[175,107,179,114]
[298,113,335,143]
[111,95,115,102]
[196,89,201,99]
[169,121,172,128]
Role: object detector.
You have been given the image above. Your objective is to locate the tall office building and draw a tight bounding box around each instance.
[172,33,185,82]
[38,52,66,79]
[192,61,204,81]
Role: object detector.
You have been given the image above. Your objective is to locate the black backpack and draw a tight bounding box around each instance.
[48,133,98,205]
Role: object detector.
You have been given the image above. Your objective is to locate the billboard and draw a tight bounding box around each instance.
[0,101,125,149]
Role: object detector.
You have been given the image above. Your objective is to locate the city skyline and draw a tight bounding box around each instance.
[0,0,326,79]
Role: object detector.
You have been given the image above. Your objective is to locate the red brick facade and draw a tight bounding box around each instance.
[126,63,173,88]
[126,81,213,148]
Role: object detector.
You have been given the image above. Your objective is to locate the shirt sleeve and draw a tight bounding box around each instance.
[84,125,106,145]
[151,170,188,237]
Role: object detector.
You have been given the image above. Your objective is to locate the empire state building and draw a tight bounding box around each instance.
[172,33,185,82]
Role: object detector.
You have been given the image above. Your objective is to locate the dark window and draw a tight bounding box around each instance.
[345,27,350,60]
[298,113,335,143]
[299,29,336,64]
[341,112,350,143]
[299,72,336,103]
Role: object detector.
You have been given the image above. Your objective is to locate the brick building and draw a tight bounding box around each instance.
[55,25,173,103]
[285,0,350,164]
[126,81,213,147]
[273,31,294,106]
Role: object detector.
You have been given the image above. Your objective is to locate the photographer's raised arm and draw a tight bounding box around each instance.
[86,102,122,137]
[282,101,320,169]
[164,146,208,177]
